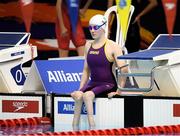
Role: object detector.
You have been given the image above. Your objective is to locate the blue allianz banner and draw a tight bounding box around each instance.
[58,101,95,115]
[34,59,84,94]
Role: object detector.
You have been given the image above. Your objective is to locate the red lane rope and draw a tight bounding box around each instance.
[15,124,180,135]
[1,118,180,135]
[0,117,51,128]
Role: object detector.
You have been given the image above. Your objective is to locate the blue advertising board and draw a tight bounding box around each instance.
[34,59,84,94]
[58,101,95,115]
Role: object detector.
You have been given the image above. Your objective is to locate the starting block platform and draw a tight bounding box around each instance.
[117,34,180,96]
[0,32,37,93]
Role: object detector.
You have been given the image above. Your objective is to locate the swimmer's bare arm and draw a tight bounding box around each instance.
[114,44,127,89]
[108,42,128,97]
[78,42,91,90]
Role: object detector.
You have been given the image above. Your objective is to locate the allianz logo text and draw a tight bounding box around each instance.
[58,101,95,115]
[47,70,82,82]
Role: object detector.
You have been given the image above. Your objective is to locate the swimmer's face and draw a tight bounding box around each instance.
[89,23,105,39]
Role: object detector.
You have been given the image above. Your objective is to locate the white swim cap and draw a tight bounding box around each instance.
[89,14,107,31]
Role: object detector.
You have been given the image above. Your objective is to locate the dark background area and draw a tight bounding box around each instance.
[0,0,179,60]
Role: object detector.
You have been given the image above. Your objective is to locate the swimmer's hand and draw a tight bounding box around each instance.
[108,91,121,99]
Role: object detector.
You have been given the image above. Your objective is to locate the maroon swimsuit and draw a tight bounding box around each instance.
[80,43,117,96]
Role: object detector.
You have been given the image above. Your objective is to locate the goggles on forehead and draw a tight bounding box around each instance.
[89,22,106,31]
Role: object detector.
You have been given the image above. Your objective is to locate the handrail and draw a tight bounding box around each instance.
[116,65,155,92]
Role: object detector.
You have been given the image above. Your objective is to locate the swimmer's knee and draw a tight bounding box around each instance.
[83,91,95,101]
[71,91,83,101]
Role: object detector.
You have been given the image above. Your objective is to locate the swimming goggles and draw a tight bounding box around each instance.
[89,22,106,31]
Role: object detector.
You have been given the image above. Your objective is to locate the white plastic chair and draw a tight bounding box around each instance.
[104,5,135,86]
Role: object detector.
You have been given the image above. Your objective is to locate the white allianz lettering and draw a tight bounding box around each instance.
[47,71,57,82]
[63,104,74,111]
[66,73,74,82]
[72,73,81,81]
[47,70,82,82]
[53,70,60,82]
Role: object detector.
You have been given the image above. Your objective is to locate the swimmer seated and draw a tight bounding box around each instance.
[71,14,127,130]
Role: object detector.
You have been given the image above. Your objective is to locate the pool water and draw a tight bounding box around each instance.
[0,125,52,135]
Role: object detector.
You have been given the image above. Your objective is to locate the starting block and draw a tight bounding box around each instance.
[0,32,37,93]
[117,34,180,96]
